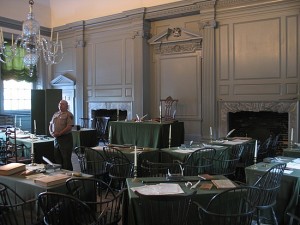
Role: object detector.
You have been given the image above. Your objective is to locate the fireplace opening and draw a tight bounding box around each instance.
[228,111,288,155]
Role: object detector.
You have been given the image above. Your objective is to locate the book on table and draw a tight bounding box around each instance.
[211,179,236,189]
[0,163,26,176]
[34,173,70,187]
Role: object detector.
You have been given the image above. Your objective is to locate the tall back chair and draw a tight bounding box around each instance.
[210,145,243,179]
[95,116,110,145]
[182,148,216,176]
[38,192,101,225]
[103,147,133,191]
[0,138,7,165]
[74,146,108,180]
[0,182,39,225]
[66,177,125,225]
[135,190,196,225]
[194,186,260,225]
[140,151,182,177]
[160,96,178,121]
[252,163,286,225]
[5,128,31,164]
[235,142,256,182]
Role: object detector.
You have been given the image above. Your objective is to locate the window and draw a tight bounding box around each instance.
[3,80,32,111]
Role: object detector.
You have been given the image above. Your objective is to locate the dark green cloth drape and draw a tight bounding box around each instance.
[1,44,37,82]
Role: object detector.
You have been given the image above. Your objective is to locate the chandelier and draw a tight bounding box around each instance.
[0,0,63,76]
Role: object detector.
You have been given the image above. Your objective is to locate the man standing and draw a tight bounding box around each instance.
[49,100,74,170]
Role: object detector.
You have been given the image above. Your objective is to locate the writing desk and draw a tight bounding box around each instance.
[109,121,184,149]
[0,164,91,201]
[245,157,300,225]
[126,175,236,225]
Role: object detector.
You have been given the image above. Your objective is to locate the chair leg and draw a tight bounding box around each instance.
[271,207,278,225]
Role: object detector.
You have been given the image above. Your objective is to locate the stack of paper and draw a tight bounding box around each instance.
[131,183,184,195]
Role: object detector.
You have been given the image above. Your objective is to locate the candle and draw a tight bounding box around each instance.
[291,128,294,143]
[169,124,172,139]
[34,120,36,132]
[134,146,137,167]
[108,125,112,142]
[19,118,22,127]
[50,28,53,41]
[60,40,63,53]
[210,127,213,136]
[254,140,257,158]
[159,105,162,119]
[0,27,3,43]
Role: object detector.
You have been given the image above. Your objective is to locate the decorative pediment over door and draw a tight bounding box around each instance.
[148,27,202,54]
[50,74,75,87]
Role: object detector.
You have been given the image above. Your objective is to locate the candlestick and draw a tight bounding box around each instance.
[34,120,36,134]
[134,146,137,167]
[30,140,36,166]
[117,106,119,121]
[291,128,294,146]
[169,125,172,148]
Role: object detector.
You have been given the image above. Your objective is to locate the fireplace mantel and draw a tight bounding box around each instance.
[218,101,299,142]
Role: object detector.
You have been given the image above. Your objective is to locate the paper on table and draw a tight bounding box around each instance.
[202,144,224,148]
[284,170,293,174]
[292,158,300,164]
[173,149,195,154]
[286,162,300,170]
[131,183,184,195]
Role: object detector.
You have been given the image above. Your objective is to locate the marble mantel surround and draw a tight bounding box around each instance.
[218,101,299,142]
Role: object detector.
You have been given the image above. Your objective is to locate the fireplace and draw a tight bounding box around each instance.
[219,101,299,153]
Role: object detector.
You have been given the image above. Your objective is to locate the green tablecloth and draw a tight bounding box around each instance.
[161,145,228,162]
[109,121,184,149]
[283,147,300,158]
[72,128,98,148]
[245,157,300,225]
[126,175,233,225]
[0,165,93,201]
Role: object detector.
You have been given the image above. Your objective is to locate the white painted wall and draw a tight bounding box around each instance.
[1,0,182,27]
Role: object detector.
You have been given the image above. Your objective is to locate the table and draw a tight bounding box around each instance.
[245,157,300,225]
[92,145,159,176]
[109,121,184,149]
[126,175,237,225]
[283,147,300,158]
[161,144,228,162]
[0,164,91,201]
[72,128,98,148]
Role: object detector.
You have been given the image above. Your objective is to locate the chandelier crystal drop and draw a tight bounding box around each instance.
[0,0,63,77]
